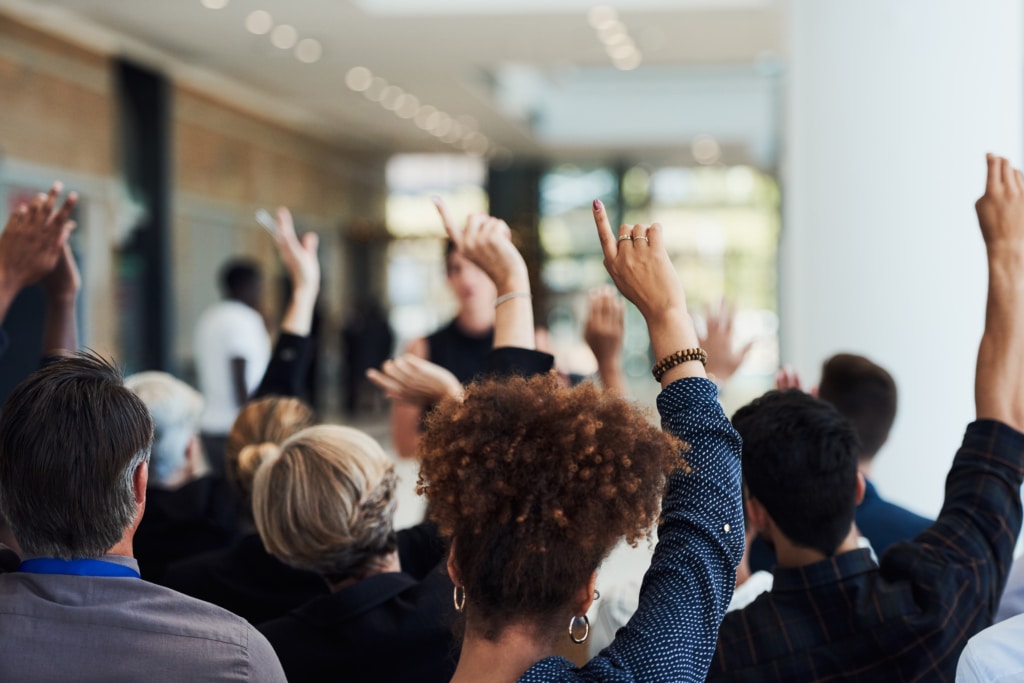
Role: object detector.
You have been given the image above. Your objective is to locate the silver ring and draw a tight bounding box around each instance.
[618,235,632,241]
[634,236,649,244]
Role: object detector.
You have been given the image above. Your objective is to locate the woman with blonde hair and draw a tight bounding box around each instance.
[253,424,457,682]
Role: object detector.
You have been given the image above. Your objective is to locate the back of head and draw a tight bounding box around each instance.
[252,425,397,582]
[733,389,861,557]
[125,371,203,486]
[219,258,262,303]
[225,396,316,512]
[0,352,153,559]
[418,374,682,639]
[817,353,897,462]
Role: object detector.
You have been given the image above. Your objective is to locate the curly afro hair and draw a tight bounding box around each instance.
[418,373,685,639]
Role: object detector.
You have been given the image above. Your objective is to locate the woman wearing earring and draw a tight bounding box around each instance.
[416,201,744,682]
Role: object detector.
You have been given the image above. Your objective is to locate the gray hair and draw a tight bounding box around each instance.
[0,352,153,559]
[125,371,203,486]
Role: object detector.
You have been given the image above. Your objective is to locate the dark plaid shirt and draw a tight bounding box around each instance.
[709,419,1024,682]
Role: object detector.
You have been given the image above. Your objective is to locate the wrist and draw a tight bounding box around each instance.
[495,270,530,296]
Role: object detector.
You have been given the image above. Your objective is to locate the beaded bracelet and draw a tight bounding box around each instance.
[652,347,708,382]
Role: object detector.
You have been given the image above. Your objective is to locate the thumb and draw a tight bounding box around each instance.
[301,232,319,253]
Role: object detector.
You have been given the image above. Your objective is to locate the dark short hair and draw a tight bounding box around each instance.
[219,259,262,299]
[0,352,153,559]
[733,390,860,557]
[817,353,897,461]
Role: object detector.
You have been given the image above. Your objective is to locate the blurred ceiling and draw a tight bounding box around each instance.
[1,0,784,165]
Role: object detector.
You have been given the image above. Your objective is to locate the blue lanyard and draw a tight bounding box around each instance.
[18,558,141,579]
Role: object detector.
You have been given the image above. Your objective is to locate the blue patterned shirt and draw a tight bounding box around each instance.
[519,377,745,682]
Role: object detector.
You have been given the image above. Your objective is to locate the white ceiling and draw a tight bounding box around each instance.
[2,0,784,164]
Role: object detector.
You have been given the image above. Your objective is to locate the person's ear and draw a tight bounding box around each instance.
[446,541,461,587]
[746,495,770,532]
[854,471,866,506]
[573,571,599,616]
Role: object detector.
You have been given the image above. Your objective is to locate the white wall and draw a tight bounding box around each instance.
[782,0,1023,517]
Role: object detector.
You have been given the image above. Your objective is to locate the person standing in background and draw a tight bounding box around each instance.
[194,259,270,475]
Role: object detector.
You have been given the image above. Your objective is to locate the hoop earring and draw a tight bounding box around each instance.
[453,585,466,613]
[569,615,590,644]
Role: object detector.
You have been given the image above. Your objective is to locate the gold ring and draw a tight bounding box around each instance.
[618,235,633,241]
[634,236,649,244]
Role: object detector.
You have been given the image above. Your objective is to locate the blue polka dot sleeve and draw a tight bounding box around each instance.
[519,377,745,682]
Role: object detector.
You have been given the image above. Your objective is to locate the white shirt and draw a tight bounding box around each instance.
[194,300,270,434]
[957,613,1024,682]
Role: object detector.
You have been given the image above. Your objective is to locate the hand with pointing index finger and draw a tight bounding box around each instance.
[591,199,686,323]
[434,197,528,294]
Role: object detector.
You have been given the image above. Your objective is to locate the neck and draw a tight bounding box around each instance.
[452,623,552,683]
[772,525,860,568]
[736,542,753,587]
[327,551,401,593]
[106,536,134,559]
[455,304,494,336]
[858,460,874,478]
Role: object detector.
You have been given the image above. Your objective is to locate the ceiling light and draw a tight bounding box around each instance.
[295,38,322,64]
[345,66,374,91]
[395,94,420,119]
[456,115,479,132]
[245,10,273,34]
[270,24,298,50]
[587,5,617,30]
[414,105,438,129]
[379,85,404,110]
[201,0,229,8]
[465,134,490,157]
[614,52,643,70]
[442,124,463,144]
[597,21,626,41]
[608,43,637,60]
[431,113,453,137]
[601,31,630,47]
[692,135,721,165]
[364,76,389,101]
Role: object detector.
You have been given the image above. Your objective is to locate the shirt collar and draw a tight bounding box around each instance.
[771,548,877,593]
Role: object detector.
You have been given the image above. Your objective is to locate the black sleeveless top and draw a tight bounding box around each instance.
[425,319,494,384]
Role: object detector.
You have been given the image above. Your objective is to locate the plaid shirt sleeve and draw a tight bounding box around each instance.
[710,419,1024,682]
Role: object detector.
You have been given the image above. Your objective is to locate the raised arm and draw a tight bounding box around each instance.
[0,183,77,325]
[975,154,1024,430]
[39,244,81,357]
[253,207,320,399]
[583,199,744,681]
[699,298,755,386]
[584,286,629,395]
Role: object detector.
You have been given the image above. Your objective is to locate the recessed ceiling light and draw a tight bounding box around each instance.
[587,5,617,30]
[615,54,642,70]
[295,38,322,64]
[692,134,721,164]
[395,94,420,119]
[602,31,630,47]
[608,43,637,60]
[270,24,298,50]
[345,66,374,91]
[456,115,479,132]
[245,10,273,34]
[364,76,388,101]
[379,85,404,109]
[431,113,453,137]
[201,0,229,9]
[414,105,438,129]
[597,21,626,41]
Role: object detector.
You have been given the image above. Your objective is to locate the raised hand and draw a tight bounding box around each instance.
[268,207,319,337]
[592,199,702,385]
[591,200,686,324]
[272,207,320,297]
[40,244,82,306]
[584,286,628,394]
[0,182,78,319]
[435,198,528,295]
[699,299,754,383]
[367,354,464,406]
[976,154,1024,250]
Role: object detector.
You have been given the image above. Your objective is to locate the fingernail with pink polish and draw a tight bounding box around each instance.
[593,199,603,211]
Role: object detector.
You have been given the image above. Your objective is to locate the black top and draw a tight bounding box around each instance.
[134,475,239,582]
[426,319,494,384]
[160,532,329,625]
[258,523,458,683]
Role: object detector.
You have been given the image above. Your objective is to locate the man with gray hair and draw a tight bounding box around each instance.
[126,371,238,581]
[0,352,285,682]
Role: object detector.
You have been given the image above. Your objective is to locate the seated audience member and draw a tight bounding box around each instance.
[254,425,458,683]
[958,602,1024,681]
[0,353,285,682]
[126,371,238,581]
[749,352,932,571]
[408,204,743,682]
[709,154,1024,681]
[161,395,328,623]
[161,207,330,621]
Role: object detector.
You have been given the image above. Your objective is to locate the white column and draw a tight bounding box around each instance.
[782,0,1023,517]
